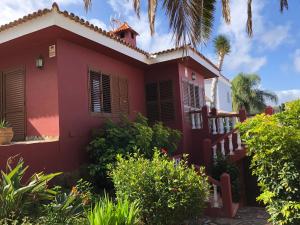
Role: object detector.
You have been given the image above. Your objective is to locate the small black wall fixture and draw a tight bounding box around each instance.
[36,56,44,69]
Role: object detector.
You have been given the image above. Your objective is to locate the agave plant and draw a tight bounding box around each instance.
[0,120,10,128]
[0,157,61,219]
[87,193,140,225]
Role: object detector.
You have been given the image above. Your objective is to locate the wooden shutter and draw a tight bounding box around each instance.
[119,78,129,114]
[102,74,111,113]
[195,86,200,108]
[146,82,159,122]
[189,83,195,108]
[111,76,120,114]
[89,71,101,113]
[3,67,25,141]
[182,81,189,106]
[159,80,174,122]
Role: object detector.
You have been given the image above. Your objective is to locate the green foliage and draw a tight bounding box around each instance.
[238,99,300,225]
[110,150,210,225]
[0,157,61,220]
[231,73,277,113]
[0,120,10,128]
[212,154,240,202]
[38,179,92,225]
[87,194,140,225]
[87,114,181,187]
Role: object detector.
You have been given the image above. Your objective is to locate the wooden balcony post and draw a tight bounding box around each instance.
[202,106,209,134]
[220,173,234,217]
[202,138,212,173]
[265,106,274,115]
[239,109,247,122]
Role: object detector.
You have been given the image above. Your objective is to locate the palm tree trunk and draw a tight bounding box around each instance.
[211,77,218,109]
[217,54,225,71]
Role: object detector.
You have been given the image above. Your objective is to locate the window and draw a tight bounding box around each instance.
[120,32,125,38]
[145,80,175,123]
[227,91,231,103]
[182,80,204,111]
[89,70,111,113]
[131,32,135,39]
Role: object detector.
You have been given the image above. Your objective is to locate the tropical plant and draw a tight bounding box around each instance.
[231,73,278,113]
[110,149,210,225]
[211,35,231,108]
[87,114,181,188]
[39,179,93,225]
[0,156,61,220]
[0,120,10,128]
[83,0,289,47]
[212,154,240,202]
[238,100,300,225]
[87,194,140,225]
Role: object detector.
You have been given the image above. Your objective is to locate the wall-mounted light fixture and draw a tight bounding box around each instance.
[36,56,44,69]
[191,72,196,80]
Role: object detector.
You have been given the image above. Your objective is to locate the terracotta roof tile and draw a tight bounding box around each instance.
[0,2,224,77]
[112,22,139,35]
[152,46,220,72]
[0,3,148,55]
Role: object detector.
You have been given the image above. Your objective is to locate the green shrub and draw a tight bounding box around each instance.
[87,114,181,187]
[0,157,60,220]
[212,154,240,202]
[239,100,300,225]
[110,150,210,225]
[38,179,92,225]
[87,194,140,225]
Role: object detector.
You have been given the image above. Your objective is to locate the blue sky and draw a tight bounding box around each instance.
[1,0,300,105]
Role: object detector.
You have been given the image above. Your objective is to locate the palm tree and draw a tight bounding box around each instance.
[231,73,278,113]
[210,35,231,108]
[82,0,289,47]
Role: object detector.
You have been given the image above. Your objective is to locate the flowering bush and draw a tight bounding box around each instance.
[110,150,210,225]
[239,100,300,225]
[87,114,181,188]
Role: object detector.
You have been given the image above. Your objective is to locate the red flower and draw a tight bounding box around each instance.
[161,148,168,154]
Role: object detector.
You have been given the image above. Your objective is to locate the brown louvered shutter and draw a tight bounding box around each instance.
[159,80,174,122]
[195,86,200,108]
[119,78,129,114]
[111,75,120,114]
[89,71,101,113]
[3,67,25,141]
[146,82,159,122]
[189,83,195,108]
[102,74,111,113]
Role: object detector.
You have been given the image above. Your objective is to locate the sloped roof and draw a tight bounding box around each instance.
[0,2,222,77]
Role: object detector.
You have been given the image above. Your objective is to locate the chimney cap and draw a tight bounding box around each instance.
[112,22,139,36]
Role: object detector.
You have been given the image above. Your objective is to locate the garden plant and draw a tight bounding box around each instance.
[239,99,300,225]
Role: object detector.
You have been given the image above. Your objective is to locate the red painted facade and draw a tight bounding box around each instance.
[0,26,214,174]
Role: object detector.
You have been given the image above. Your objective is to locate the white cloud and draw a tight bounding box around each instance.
[272,89,300,105]
[294,49,300,73]
[260,25,290,50]
[89,18,108,30]
[107,0,174,52]
[219,0,267,73]
[0,0,81,26]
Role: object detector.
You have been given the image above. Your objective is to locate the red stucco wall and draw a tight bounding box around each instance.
[56,38,146,170]
[177,63,206,159]
[0,38,60,137]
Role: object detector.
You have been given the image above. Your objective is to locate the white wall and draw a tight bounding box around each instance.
[205,75,233,112]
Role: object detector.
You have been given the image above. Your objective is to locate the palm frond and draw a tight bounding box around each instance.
[221,0,231,24]
[280,0,288,12]
[133,0,141,18]
[83,0,92,12]
[246,0,253,37]
[148,0,158,35]
[163,0,216,47]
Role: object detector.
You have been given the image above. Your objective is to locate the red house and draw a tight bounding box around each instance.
[0,3,222,172]
[0,3,255,216]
